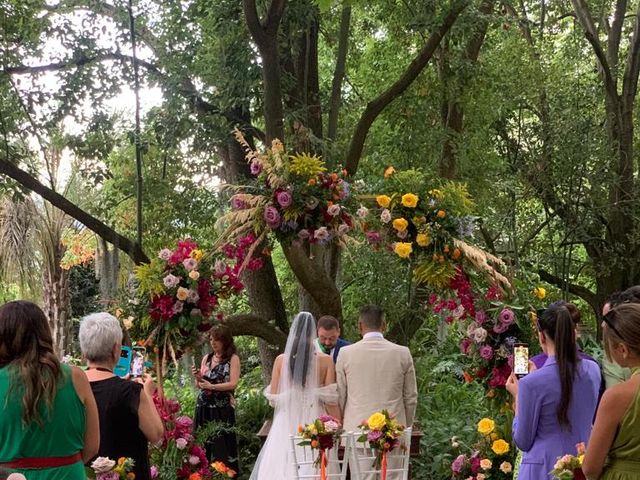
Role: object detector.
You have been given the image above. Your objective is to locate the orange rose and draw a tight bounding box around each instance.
[463,371,474,383]
[437,210,446,218]
[311,440,319,448]
[452,248,461,260]
[308,178,316,186]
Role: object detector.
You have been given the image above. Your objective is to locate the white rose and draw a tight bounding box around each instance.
[91,457,116,473]
[473,327,488,343]
[356,205,369,218]
[327,204,341,216]
[380,209,392,223]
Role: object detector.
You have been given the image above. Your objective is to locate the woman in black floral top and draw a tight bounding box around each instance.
[193,325,241,472]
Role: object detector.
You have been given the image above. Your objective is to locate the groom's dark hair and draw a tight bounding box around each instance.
[359,304,384,330]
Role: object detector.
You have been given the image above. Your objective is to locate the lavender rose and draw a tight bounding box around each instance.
[276,190,293,208]
[263,206,282,228]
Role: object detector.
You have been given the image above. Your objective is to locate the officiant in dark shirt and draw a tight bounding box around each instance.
[316,315,350,363]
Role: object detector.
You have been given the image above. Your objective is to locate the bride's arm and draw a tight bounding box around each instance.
[321,358,341,420]
[269,355,284,394]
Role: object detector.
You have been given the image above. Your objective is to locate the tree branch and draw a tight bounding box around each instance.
[538,268,597,306]
[570,0,619,102]
[327,5,352,146]
[607,0,628,82]
[242,0,268,46]
[621,6,640,107]
[281,243,343,320]
[225,313,287,348]
[344,0,468,175]
[0,158,148,264]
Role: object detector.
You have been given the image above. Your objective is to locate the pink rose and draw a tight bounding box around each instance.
[176,437,188,450]
[276,191,293,208]
[176,416,193,429]
[327,204,341,216]
[150,466,159,479]
[264,206,281,228]
[499,308,515,325]
[250,159,262,175]
[479,345,494,360]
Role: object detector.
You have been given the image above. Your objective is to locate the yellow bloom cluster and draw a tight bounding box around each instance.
[394,242,413,258]
[533,286,546,299]
[289,152,327,177]
[491,439,510,456]
[392,218,409,232]
[401,193,418,208]
[477,418,495,435]
[367,412,387,431]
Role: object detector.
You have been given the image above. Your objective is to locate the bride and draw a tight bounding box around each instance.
[250,312,341,479]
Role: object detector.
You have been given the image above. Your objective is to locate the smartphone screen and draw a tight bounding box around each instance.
[513,344,529,378]
[130,347,146,377]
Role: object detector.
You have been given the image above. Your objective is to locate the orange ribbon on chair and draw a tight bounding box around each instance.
[381,450,388,480]
[320,449,327,480]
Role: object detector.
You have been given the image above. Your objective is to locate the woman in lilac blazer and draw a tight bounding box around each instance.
[507,303,601,480]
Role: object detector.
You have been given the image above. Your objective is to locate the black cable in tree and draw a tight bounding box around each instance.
[128,0,143,249]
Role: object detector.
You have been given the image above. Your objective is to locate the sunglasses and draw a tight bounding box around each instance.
[603,310,624,339]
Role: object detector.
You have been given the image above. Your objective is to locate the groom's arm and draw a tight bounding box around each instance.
[336,353,347,414]
[402,349,418,427]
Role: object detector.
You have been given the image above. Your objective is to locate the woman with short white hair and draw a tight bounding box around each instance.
[80,312,163,480]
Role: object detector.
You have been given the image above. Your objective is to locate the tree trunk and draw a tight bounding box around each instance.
[42,242,71,357]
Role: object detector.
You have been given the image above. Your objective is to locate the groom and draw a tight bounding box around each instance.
[336,304,418,433]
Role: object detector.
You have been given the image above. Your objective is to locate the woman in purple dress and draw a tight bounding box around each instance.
[507,303,601,480]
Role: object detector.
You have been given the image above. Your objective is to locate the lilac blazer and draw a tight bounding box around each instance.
[513,357,601,480]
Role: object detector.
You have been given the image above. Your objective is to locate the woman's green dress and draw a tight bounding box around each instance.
[602,368,640,480]
[0,363,86,479]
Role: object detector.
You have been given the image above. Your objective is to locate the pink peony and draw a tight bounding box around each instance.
[176,437,188,450]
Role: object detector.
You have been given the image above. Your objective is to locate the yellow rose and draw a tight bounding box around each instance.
[394,242,413,259]
[533,286,546,300]
[477,418,495,435]
[376,195,391,208]
[392,218,409,232]
[499,462,512,474]
[416,233,431,247]
[191,249,204,261]
[480,459,492,470]
[176,287,189,301]
[367,412,387,431]
[578,454,585,465]
[491,439,510,456]
[401,193,419,208]
[189,270,200,281]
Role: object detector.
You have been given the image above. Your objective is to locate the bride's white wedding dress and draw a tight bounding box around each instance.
[249,313,339,480]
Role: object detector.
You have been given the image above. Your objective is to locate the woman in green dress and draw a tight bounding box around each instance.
[583,303,640,480]
[0,301,100,479]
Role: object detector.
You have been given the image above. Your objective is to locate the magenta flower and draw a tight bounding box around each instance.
[451,454,466,474]
[276,190,293,208]
[231,196,246,210]
[367,430,384,442]
[475,310,487,324]
[499,308,515,325]
[250,159,262,175]
[366,231,381,243]
[150,466,159,479]
[263,206,281,228]
[479,345,494,360]
[460,338,472,355]
[493,322,508,334]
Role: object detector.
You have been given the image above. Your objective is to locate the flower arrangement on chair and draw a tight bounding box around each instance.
[297,415,344,480]
[450,417,515,480]
[89,457,135,480]
[550,443,586,480]
[357,410,406,479]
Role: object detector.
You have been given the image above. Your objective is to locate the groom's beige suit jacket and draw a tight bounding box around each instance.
[336,334,418,433]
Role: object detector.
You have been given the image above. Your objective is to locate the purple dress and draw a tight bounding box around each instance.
[513,357,601,480]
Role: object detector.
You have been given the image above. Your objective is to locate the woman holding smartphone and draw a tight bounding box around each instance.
[193,325,241,473]
[506,303,601,480]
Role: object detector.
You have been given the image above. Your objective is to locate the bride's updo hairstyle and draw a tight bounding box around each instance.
[288,312,316,387]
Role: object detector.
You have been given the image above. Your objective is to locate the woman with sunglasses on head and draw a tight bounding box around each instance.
[582,303,640,480]
[506,303,601,480]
